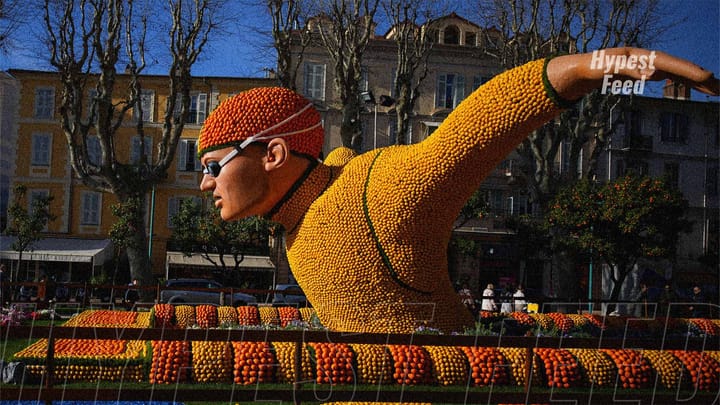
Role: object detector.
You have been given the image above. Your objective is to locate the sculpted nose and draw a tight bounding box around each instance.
[199,174,215,192]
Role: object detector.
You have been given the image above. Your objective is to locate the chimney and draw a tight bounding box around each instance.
[663,79,691,100]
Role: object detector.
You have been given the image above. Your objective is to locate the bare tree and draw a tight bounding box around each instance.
[475,0,672,299]
[42,0,221,290]
[383,0,433,145]
[479,0,670,212]
[267,0,313,90]
[312,0,380,149]
[0,0,23,52]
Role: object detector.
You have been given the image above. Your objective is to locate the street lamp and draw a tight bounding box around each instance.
[360,91,378,149]
[361,91,395,149]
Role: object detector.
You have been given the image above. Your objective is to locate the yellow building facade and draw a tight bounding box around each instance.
[3,69,275,281]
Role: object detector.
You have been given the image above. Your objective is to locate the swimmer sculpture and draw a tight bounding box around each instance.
[197,48,719,334]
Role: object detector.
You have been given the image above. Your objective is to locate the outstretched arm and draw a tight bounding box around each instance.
[547,47,720,101]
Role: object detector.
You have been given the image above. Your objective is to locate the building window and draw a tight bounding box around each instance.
[28,189,51,231]
[174,93,207,125]
[177,139,201,172]
[707,164,718,197]
[304,63,326,101]
[34,87,55,119]
[87,136,101,166]
[443,25,459,45]
[188,93,207,124]
[618,159,648,177]
[130,135,152,164]
[660,112,688,143]
[663,161,679,189]
[436,73,465,109]
[80,191,101,225]
[168,196,202,227]
[133,90,155,122]
[31,133,51,166]
[465,32,476,46]
[472,76,491,91]
[623,110,642,138]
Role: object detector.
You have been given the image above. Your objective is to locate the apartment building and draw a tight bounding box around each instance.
[0,69,275,283]
[596,83,720,291]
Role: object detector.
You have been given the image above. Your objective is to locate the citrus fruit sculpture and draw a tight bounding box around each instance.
[198,58,564,334]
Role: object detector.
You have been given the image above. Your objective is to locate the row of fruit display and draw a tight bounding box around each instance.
[152,303,720,339]
[7,308,720,392]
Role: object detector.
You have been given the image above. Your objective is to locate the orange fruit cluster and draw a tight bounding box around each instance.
[671,350,720,391]
[152,304,175,328]
[688,318,720,335]
[195,304,218,328]
[535,348,581,388]
[602,349,652,389]
[278,306,301,327]
[149,340,190,384]
[546,313,573,333]
[63,309,138,328]
[310,342,355,385]
[198,87,324,158]
[388,345,433,385]
[509,311,535,327]
[461,346,508,386]
[232,341,275,385]
[237,305,260,325]
[582,314,606,330]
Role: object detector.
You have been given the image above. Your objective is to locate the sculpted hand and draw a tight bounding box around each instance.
[547,47,720,101]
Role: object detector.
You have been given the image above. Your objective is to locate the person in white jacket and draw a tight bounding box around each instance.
[513,285,527,313]
[481,284,497,312]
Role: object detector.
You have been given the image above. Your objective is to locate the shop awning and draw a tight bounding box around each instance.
[165,252,275,270]
[0,236,113,266]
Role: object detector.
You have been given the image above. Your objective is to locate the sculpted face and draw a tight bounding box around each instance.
[200,145,270,221]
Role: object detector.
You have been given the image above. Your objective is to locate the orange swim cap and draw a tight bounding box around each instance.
[197,87,324,158]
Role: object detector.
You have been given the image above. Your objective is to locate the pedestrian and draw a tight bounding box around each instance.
[457,283,476,315]
[658,284,677,317]
[633,283,649,317]
[124,279,139,310]
[481,284,497,312]
[196,47,718,333]
[500,284,514,314]
[688,285,709,318]
[513,285,527,313]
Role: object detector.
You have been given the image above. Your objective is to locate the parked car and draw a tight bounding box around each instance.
[271,284,309,307]
[160,278,257,306]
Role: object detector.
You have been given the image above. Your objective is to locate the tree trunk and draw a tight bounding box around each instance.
[125,228,153,301]
[605,265,632,315]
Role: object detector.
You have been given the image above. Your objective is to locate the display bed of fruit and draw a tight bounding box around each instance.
[1,307,718,405]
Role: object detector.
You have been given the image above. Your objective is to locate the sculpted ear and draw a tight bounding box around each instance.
[265,138,290,171]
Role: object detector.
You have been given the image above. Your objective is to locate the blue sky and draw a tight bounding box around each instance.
[2,0,718,101]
